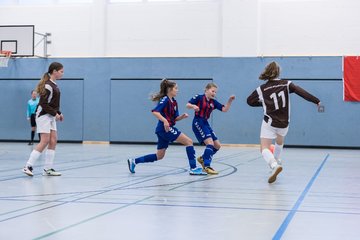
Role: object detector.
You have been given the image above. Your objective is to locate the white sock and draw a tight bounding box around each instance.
[262,149,277,168]
[44,149,55,170]
[26,150,42,167]
[274,143,283,160]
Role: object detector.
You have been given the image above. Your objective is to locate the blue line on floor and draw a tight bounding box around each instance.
[272,153,330,240]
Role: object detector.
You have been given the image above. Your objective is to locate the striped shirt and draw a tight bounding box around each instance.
[152,96,179,133]
[188,94,223,120]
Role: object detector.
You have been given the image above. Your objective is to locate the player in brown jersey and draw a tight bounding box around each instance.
[247,61,322,183]
[22,62,64,177]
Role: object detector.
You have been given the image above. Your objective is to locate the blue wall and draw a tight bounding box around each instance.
[0,57,358,147]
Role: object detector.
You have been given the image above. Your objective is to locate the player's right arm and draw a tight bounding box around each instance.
[247,90,263,107]
[26,101,30,119]
[186,95,200,112]
[152,111,170,132]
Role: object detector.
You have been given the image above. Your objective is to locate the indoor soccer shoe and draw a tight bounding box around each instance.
[197,156,205,169]
[189,167,207,175]
[204,166,218,175]
[22,166,33,176]
[43,168,61,176]
[268,164,282,183]
[127,158,136,173]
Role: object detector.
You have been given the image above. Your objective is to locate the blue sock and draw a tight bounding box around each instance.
[211,145,219,159]
[186,146,197,169]
[203,145,214,167]
[135,154,157,164]
[212,146,219,155]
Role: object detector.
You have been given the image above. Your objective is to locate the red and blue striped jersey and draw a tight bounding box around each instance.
[152,96,179,132]
[188,94,223,120]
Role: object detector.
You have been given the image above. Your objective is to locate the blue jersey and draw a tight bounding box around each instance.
[188,94,223,120]
[152,96,179,133]
[27,97,39,118]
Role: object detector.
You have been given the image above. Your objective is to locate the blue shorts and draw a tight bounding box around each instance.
[156,127,182,150]
[192,118,218,144]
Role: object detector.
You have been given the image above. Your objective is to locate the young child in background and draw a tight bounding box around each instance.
[26,90,40,145]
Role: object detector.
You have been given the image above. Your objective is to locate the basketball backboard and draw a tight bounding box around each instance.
[0,25,34,57]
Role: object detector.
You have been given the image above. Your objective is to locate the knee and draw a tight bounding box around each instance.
[186,139,193,146]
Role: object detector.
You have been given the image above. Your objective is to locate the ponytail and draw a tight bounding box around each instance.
[36,73,50,97]
[259,61,280,81]
[35,62,63,97]
[151,78,177,102]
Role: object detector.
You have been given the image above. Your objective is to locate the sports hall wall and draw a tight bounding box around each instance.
[1,56,358,148]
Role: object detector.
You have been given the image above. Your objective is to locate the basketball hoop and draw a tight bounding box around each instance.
[0,50,12,67]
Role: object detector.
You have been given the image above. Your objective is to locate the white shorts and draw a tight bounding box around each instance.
[36,114,57,133]
[260,120,288,139]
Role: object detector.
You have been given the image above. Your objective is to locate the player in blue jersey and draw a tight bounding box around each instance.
[186,83,235,174]
[26,90,40,145]
[127,78,206,175]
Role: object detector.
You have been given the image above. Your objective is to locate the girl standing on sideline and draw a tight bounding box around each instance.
[22,62,64,177]
[127,79,206,175]
[186,83,235,175]
[26,90,40,145]
[247,61,322,183]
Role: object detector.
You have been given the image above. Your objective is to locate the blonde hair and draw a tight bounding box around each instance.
[259,61,280,81]
[36,62,63,96]
[205,82,218,91]
[151,78,177,102]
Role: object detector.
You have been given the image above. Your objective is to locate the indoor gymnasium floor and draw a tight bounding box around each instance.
[0,142,359,240]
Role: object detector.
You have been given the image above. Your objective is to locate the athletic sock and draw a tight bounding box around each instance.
[211,145,219,158]
[203,145,214,167]
[44,149,55,170]
[26,149,42,167]
[186,146,197,169]
[31,131,35,142]
[262,148,277,168]
[135,154,157,164]
[273,143,283,160]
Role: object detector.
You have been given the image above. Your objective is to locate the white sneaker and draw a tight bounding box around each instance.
[22,166,34,176]
[43,168,61,176]
[268,164,282,184]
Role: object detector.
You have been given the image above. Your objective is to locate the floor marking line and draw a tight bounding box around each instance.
[272,153,330,240]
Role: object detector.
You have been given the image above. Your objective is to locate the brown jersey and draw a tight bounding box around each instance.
[36,79,61,117]
[247,79,320,128]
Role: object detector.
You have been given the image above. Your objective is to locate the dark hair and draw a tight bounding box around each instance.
[259,61,280,81]
[151,78,177,102]
[36,62,63,96]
